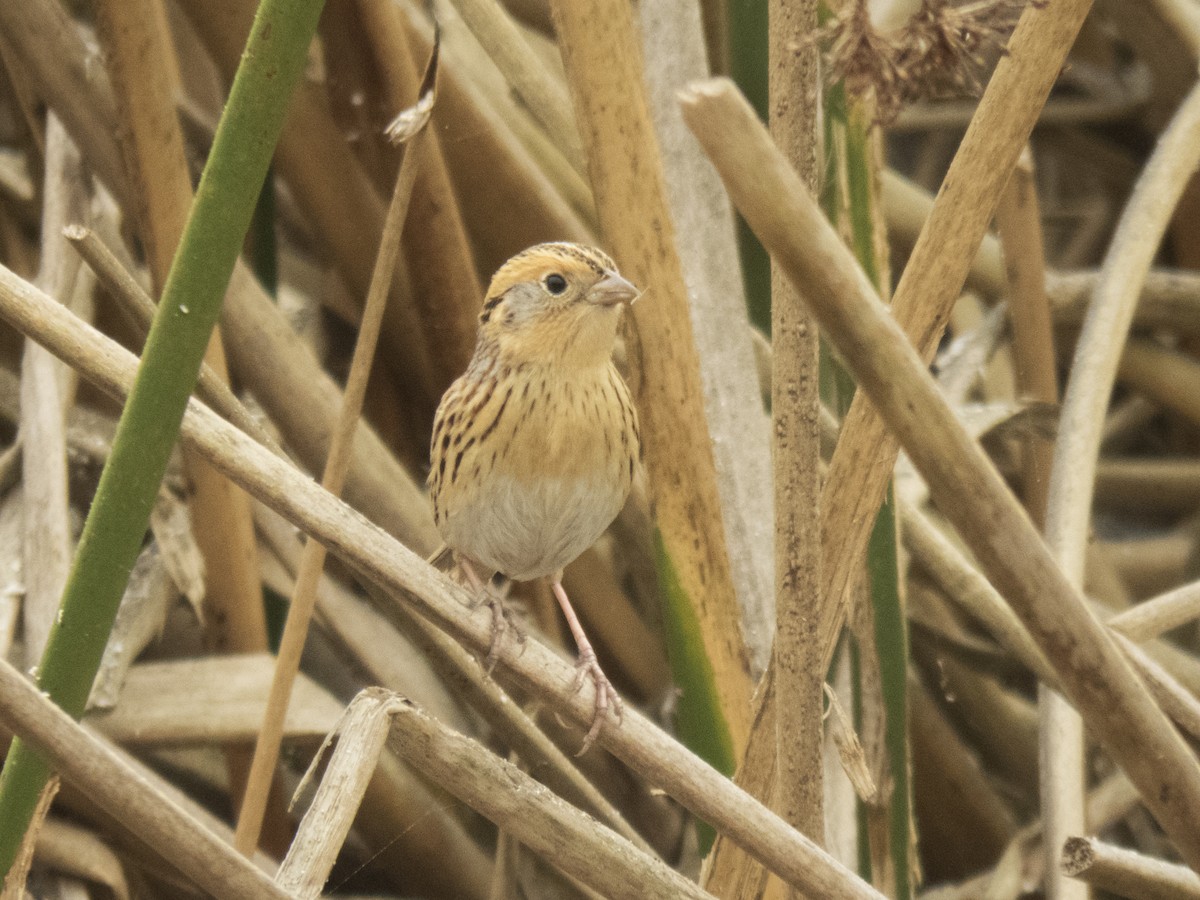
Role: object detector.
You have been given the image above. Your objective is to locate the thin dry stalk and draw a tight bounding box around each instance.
[0,656,290,900]
[233,62,433,856]
[1062,836,1200,900]
[994,147,1057,526]
[1112,579,1200,642]
[399,4,594,276]
[21,115,85,662]
[769,0,824,869]
[384,694,711,900]
[1040,78,1200,897]
[0,262,884,900]
[679,76,1200,870]
[817,0,1094,671]
[550,0,753,751]
[1050,269,1200,333]
[277,690,398,897]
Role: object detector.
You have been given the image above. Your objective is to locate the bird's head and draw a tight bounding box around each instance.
[477,242,639,369]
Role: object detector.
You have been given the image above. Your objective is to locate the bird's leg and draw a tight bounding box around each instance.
[459,558,519,674]
[550,573,623,754]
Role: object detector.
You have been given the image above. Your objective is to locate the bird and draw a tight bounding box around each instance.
[429,242,640,751]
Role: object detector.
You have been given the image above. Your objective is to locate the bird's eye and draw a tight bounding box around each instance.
[544,273,568,295]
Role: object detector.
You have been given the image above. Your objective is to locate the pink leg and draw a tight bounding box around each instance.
[459,558,518,674]
[550,573,623,754]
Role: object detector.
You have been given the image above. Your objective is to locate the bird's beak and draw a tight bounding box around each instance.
[589,272,640,307]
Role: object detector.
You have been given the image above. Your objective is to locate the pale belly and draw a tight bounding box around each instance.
[440,473,626,581]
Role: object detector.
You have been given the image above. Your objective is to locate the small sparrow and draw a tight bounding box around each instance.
[429,242,640,750]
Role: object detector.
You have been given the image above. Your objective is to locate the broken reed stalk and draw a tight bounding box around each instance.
[382,693,714,900]
[0,263,884,900]
[233,79,431,855]
[1062,836,1200,899]
[0,0,328,874]
[678,76,1200,871]
[1040,77,1200,895]
[0,655,289,900]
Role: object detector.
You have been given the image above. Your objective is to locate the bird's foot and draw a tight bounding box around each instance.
[465,579,523,676]
[571,647,624,755]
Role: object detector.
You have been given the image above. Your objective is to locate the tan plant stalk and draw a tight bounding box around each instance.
[1062,836,1200,899]
[233,68,434,855]
[769,0,824,865]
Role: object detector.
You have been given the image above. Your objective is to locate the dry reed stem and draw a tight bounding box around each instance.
[384,693,713,900]
[20,117,84,662]
[350,0,482,390]
[640,0,776,677]
[0,264,884,900]
[1062,836,1200,900]
[86,655,340,745]
[401,7,593,276]
[445,0,585,173]
[769,0,825,883]
[994,147,1057,526]
[0,656,290,900]
[550,0,753,750]
[817,0,1094,671]
[233,59,433,856]
[1112,579,1200,642]
[679,76,1200,870]
[881,169,1006,299]
[32,819,130,900]
[1040,79,1200,895]
[909,671,1018,872]
[277,689,397,897]
[0,777,57,900]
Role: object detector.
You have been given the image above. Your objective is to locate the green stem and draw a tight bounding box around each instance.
[0,0,326,873]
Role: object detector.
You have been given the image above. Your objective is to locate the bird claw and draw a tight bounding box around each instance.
[572,648,623,755]
[472,584,523,676]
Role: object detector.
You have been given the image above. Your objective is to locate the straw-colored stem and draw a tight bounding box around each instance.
[1062,836,1200,900]
[769,0,823,852]
[679,76,1200,870]
[445,0,584,172]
